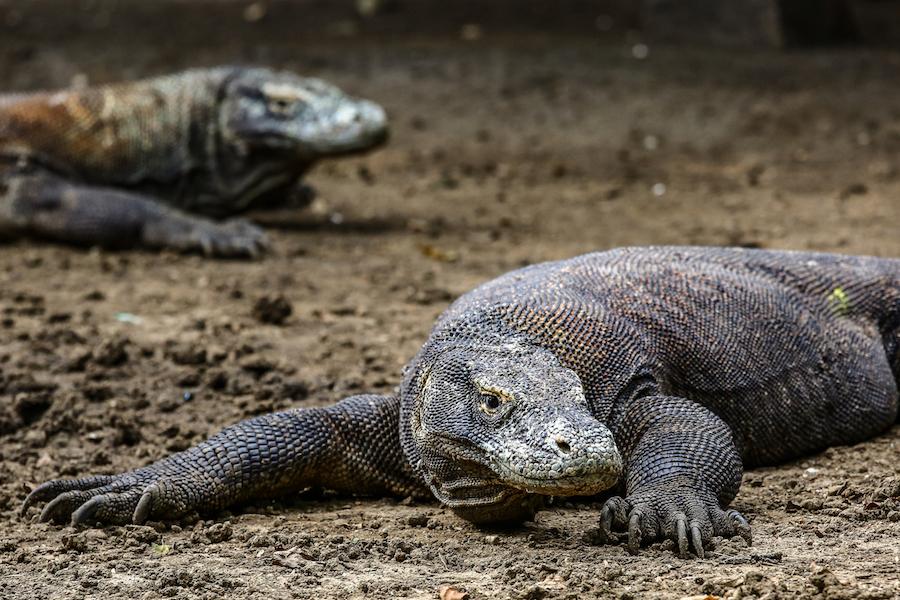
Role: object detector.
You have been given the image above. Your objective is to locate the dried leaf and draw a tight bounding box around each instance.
[438,584,470,600]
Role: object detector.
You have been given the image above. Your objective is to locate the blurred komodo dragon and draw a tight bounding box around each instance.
[23,247,900,558]
[0,66,388,257]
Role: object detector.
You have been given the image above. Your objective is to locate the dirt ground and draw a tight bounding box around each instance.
[1,12,900,600]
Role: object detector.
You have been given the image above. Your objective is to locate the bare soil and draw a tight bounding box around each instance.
[1,16,900,600]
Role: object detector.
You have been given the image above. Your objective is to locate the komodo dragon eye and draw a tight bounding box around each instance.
[261,82,313,117]
[267,96,301,116]
[481,393,502,412]
[476,385,513,417]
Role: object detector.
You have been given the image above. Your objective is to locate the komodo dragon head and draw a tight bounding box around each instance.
[401,338,623,524]
[219,68,388,161]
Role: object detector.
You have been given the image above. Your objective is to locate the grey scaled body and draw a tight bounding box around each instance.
[0,67,388,257]
[23,247,900,557]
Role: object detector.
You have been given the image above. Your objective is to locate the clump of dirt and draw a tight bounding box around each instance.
[1,18,899,600]
[253,295,294,326]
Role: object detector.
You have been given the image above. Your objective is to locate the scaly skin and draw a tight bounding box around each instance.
[0,67,388,257]
[23,247,900,557]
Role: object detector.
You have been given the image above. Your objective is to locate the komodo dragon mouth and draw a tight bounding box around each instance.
[489,457,622,496]
[486,431,623,496]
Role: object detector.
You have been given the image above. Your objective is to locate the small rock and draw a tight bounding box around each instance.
[125,525,160,544]
[252,295,293,326]
[62,532,89,552]
[839,182,868,200]
[800,498,823,511]
[205,522,233,544]
[406,514,430,527]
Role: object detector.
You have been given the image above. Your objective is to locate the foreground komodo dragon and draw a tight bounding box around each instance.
[23,247,900,557]
[0,66,388,257]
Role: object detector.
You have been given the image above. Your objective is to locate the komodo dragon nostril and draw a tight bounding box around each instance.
[554,436,571,454]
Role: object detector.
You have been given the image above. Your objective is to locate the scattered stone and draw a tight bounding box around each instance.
[800,498,823,511]
[252,295,293,325]
[125,525,161,544]
[839,182,868,200]
[406,514,429,527]
[205,522,233,544]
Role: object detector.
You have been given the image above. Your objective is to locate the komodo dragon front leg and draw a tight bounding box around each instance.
[599,395,750,558]
[0,170,269,257]
[23,395,427,525]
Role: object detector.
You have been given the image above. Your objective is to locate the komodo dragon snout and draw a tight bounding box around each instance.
[408,341,623,523]
[221,71,388,157]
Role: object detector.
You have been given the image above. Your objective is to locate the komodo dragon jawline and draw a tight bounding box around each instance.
[0,66,388,257]
[23,247,900,557]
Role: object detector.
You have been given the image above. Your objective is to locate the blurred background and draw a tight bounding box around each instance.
[4,0,896,260]
[1,2,899,599]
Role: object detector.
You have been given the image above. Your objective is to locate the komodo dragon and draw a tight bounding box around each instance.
[0,66,388,257]
[23,247,900,557]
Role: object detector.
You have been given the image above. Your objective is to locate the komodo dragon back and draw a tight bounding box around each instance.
[0,70,225,190]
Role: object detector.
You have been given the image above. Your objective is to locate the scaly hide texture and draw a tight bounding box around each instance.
[0,67,388,257]
[23,247,900,557]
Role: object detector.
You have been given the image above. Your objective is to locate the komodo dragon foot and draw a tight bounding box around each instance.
[595,491,751,558]
[2,171,269,258]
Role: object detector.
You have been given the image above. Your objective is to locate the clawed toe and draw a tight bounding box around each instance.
[71,495,107,525]
[627,510,646,554]
[599,496,629,543]
[22,475,116,516]
[674,513,689,557]
[40,490,96,523]
[22,473,161,526]
[726,509,752,545]
[689,521,704,558]
[181,219,270,258]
